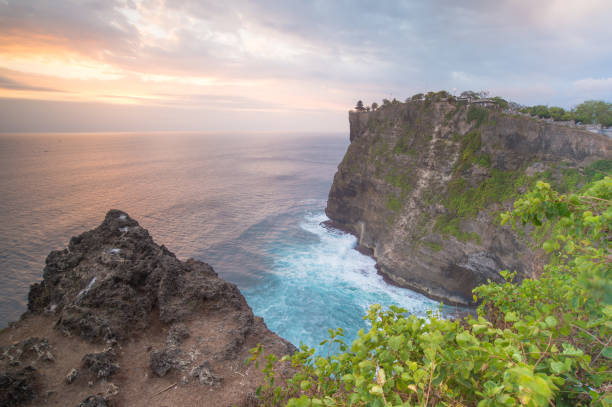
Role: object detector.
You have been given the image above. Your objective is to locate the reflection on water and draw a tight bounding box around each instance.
[0,132,346,326]
[0,131,447,349]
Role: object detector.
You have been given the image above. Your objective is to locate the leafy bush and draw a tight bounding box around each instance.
[250,177,612,406]
[574,101,612,127]
[491,97,510,110]
[520,100,612,127]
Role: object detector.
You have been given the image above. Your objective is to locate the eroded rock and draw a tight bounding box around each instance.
[0,366,37,406]
[1,337,55,366]
[77,395,108,407]
[166,323,190,347]
[66,368,79,384]
[327,103,611,305]
[150,347,185,377]
[3,209,296,406]
[81,348,119,380]
[190,362,222,386]
[28,210,245,343]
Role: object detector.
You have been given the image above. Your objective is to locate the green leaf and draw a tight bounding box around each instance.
[456,331,476,346]
[505,312,518,322]
[342,373,354,385]
[550,361,566,374]
[388,334,404,350]
[601,347,612,359]
[293,395,311,407]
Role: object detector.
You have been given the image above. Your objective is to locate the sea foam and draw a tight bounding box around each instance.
[243,211,440,350]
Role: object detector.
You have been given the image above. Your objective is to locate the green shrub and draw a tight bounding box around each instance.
[574,100,612,127]
[491,97,509,110]
[521,100,612,127]
[250,177,612,407]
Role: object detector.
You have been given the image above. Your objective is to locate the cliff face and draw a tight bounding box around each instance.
[327,101,611,305]
[0,210,294,407]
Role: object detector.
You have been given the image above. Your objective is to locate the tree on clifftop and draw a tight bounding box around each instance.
[355,100,365,111]
[460,90,480,99]
[574,100,612,127]
[371,102,378,111]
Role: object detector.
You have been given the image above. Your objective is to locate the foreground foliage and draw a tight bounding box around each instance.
[250,177,612,406]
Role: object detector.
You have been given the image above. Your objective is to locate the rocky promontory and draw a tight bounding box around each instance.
[0,210,295,407]
[327,97,611,305]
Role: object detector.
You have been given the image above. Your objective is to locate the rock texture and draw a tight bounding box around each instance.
[0,210,295,406]
[327,100,611,305]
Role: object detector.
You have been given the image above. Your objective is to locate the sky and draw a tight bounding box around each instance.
[0,0,611,133]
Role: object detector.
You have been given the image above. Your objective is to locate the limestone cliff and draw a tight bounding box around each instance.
[0,210,294,407]
[326,99,611,305]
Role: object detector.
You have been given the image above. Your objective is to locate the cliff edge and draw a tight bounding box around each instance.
[326,99,611,305]
[0,210,295,407]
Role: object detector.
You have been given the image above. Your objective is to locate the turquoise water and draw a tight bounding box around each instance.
[0,132,442,348]
[239,212,440,348]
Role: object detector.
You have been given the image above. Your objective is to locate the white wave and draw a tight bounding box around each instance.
[244,211,440,349]
[297,212,438,314]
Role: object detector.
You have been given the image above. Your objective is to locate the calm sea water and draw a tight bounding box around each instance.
[0,132,441,347]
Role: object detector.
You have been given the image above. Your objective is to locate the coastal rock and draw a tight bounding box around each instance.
[166,323,190,347]
[77,395,108,407]
[150,346,185,377]
[190,362,222,386]
[28,210,245,343]
[327,100,611,305]
[81,348,119,380]
[1,337,55,366]
[0,337,56,406]
[1,210,295,406]
[66,368,79,384]
[0,366,37,406]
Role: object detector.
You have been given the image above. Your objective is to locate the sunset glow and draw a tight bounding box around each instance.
[1,0,611,132]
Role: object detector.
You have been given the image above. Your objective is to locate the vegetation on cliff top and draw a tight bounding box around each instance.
[356,92,611,128]
[520,101,612,127]
[251,177,612,406]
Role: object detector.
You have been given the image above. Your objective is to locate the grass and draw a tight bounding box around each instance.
[445,169,527,218]
[584,159,612,182]
[467,106,488,127]
[393,137,416,156]
[422,240,443,252]
[387,195,402,212]
[385,170,413,193]
[454,130,492,173]
[539,159,612,193]
[444,107,457,122]
[433,215,481,243]
[436,159,612,243]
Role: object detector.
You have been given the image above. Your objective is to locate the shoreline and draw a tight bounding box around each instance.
[321,218,477,316]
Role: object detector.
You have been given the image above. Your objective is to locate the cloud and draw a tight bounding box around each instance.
[572,77,612,92]
[1,0,612,131]
[0,75,60,92]
[567,77,612,104]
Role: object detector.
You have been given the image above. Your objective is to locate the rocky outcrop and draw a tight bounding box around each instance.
[327,100,611,305]
[0,210,295,406]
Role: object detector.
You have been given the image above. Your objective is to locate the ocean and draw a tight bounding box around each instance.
[0,132,443,348]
